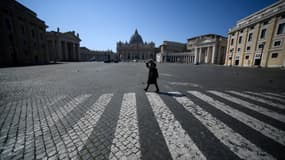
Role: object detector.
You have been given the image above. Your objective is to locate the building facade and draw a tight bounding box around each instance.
[117,29,155,61]
[157,41,187,62]
[157,34,227,64]
[46,28,81,62]
[80,47,116,62]
[188,34,227,65]
[0,0,49,66]
[157,52,195,63]
[225,0,285,68]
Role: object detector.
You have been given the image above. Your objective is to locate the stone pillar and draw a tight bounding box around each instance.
[194,47,198,64]
[198,48,202,63]
[64,42,68,60]
[205,47,209,63]
[64,42,67,61]
[73,43,76,61]
[212,45,216,64]
[75,43,79,61]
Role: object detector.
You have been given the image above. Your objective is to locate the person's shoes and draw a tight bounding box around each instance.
[144,88,147,92]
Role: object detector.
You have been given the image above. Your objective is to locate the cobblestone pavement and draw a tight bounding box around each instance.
[0,62,285,160]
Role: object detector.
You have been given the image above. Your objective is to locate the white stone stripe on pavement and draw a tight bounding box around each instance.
[188,91,285,146]
[109,93,141,160]
[246,91,285,104]
[228,91,285,110]
[172,92,275,160]
[209,91,285,123]
[263,92,285,99]
[54,94,113,159]
[146,92,206,160]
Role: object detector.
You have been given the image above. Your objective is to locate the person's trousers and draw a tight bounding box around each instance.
[145,82,159,91]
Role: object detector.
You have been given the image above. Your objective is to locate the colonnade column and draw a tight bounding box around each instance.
[64,42,68,60]
[194,47,198,64]
[206,47,209,63]
[211,45,216,64]
[76,43,79,61]
[198,48,202,63]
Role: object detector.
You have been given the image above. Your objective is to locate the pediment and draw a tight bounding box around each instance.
[195,38,216,45]
[62,32,81,41]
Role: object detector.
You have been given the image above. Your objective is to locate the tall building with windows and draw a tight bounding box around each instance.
[225,0,285,68]
[0,0,49,66]
[117,29,155,61]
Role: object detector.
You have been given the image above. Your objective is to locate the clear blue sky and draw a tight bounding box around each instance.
[17,0,277,51]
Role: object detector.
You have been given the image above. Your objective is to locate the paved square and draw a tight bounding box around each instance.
[0,62,285,160]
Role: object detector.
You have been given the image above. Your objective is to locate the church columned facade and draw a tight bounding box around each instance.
[117,29,155,61]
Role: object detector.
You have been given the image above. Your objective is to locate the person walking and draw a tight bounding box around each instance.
[144,60,160,92]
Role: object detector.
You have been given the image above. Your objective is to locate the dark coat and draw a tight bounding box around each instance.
[147,65,158,84]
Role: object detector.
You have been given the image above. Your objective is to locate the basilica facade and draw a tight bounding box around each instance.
[117,29,155,61]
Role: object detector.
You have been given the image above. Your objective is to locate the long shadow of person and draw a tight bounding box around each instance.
[155,91,185,97]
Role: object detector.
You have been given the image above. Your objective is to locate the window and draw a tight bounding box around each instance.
[274,40,281,47]
[258,44,264,49]
[40,33,43,40]
[248,33,253,42]
[260,29,266,39]
[231,39,234,45]
[238,36,242,44]
[21,25,25,34]
[250,26,254,30]
[277,23,285,35]
[245,55,249,59]
[240,30,243,33]
[271,53,278,58]
[5,18,11,31]
[246,46,251,50]
[263,21,269,25]
[32,29,35,38]
[237,48,240,52]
